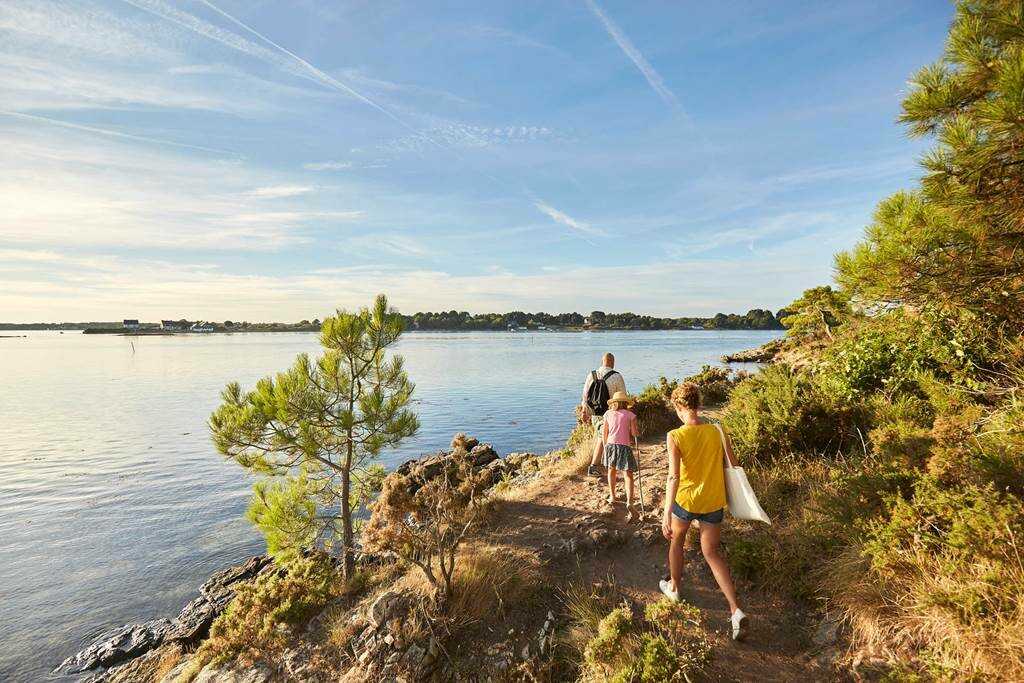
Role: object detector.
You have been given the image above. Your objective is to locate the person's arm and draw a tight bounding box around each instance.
[722,428,739,467]
[662,433,680,539]
[601,418,609,445]
[630,413,639,438]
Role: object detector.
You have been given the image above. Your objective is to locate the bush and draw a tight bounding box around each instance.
[578,598,711,682]
[848,477,1024,678]
[723,364,865,463]
[363,448,489,605]
[632,380,678,438]
[195,555,341,668]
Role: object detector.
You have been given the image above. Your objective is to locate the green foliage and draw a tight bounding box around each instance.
[723,364,865,463]
[404,308,783,331]
[195,555,341,668]
[583,607,635,674]
[209,294,419,577]
[780,285,852,341]
[580,599,711,682]
[837,1,1024,322]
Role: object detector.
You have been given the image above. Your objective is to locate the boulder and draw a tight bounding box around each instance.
[369,590,414,628]
[469,443,499,467]
[54,619,173,675]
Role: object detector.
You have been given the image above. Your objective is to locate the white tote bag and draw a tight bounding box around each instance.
[714,424,771,524]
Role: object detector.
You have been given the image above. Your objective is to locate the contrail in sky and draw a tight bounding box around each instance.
[116,0,599,244]
[584,0,685,117]
[0,110,237,155]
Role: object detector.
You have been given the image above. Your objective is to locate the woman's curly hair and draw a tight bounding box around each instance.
[670,382,701,410]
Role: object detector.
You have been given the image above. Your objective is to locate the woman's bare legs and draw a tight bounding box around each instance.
[668,516,692,593]
[699,522,740,613]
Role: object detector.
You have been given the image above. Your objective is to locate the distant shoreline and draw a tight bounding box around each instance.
[0,326,787,335]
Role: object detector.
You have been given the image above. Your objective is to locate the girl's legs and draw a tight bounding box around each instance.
[668,516,692,593]
[606,466,618,502]
[699,522,741,613]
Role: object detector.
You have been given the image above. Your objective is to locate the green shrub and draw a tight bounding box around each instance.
[583,606,635,674]
[195,554,341,668]
[580,598,711,682]
[633,380,678,438]
[723,364,865,463]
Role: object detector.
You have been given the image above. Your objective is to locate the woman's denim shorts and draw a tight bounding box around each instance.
[670,502,724,524]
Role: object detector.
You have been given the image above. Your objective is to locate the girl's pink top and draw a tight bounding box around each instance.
[604,409,637,446]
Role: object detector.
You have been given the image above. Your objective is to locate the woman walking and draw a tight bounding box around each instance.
[659,382,748,641]
[602,391,641,522]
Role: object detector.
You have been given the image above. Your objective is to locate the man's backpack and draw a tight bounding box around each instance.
[585,370,618,417]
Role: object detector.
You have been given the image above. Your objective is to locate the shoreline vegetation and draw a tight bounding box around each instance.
[0,307,785,334]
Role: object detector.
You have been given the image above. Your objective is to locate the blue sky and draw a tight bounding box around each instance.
[0,0,953,322]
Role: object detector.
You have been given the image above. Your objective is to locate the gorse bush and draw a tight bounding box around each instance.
[723,364,865,463]
[193,555,340,670]
[578,598,711,682]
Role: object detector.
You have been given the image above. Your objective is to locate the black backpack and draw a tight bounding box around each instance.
[585,370,618,417]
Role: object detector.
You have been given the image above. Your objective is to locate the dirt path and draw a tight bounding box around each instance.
[481,437,829,682]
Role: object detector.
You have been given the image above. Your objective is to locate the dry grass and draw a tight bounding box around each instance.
[398,543,544,629]
[832,542,1024,680]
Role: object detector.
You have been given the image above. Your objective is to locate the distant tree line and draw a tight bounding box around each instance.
[404,308,786,331]
[2,309,786,332]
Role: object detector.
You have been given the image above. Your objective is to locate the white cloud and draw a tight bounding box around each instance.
[245,185,314,199]
[534,201,606,238]
[303,161,353,171]
[0,126,363,251]
[584,0,685,116]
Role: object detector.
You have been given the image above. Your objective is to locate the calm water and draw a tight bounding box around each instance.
[0,329,778,681]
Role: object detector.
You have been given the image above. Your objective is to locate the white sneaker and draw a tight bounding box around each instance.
[731,608,748,641]
[658,579,680,602]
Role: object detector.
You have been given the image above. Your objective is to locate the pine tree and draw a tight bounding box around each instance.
[780,286,851,340]
[837,0,1024,324]
[209,294,418,577]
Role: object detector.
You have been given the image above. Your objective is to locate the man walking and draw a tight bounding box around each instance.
[581,352,627,477]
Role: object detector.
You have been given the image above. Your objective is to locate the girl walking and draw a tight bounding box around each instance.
[602,391,641,522]
[660,382,748,641]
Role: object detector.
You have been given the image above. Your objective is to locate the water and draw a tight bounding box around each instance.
[0,329,779,681]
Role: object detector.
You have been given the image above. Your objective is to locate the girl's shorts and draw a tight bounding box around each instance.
[670,503,724,524]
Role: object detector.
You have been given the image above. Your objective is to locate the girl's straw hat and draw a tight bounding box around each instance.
[607,390,634,407]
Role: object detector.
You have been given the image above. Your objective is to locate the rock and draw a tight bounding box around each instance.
[369,590,414,628]
[469,443,499,467]
[166,555,273,643]
[58,555,272,676]
[505,452,532,469]
[722,338,784,364]
[54,619,173,675]
[812,614,844,647]
[192,662,273,682]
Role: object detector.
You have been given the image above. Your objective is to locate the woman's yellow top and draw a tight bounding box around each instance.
[670,423,727,513]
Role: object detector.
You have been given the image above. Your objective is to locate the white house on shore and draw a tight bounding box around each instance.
[189,322,214,333]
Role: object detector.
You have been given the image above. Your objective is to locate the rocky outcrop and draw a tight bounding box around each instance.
[165,555,272,643]
[55,620,174,675]
[721,337,784,363]
[55,555,272,677]
[394,435,549,495]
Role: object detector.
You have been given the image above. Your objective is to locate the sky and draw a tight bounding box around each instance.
[0,0,955,322]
